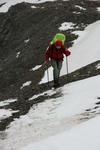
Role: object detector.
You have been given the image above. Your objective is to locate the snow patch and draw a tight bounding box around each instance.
[96,7,100,12]
[72,30,87,45]
[96,63,100,70]
[75,5,86,10]
[16,52,21,58]
[73,11,81,14]
[24,39,30,43]
[0,98,17,107]
[0,109,19,121]
[30,65,42,71]
[29,89,57,101]
[20,81,32,89]
[41,7,45,9]
[0,109,12,120]
[31,5,37,9]
[59,22,76,31]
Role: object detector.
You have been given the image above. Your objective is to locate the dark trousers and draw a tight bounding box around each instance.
[51,59,62,85]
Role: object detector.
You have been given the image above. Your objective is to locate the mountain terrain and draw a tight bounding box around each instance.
[0,0,100,132]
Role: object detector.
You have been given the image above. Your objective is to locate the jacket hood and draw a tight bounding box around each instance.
[54,40,63,47]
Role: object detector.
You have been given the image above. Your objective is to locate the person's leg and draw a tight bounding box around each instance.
[57,61,62,84]
[51,59,59,86]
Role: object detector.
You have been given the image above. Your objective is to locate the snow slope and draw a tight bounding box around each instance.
[20,115,100,150]
[0,2,100,150]
[62,20,100,74]
[0,75,100,150]
[40,21,100,83]
[0,99,19,120]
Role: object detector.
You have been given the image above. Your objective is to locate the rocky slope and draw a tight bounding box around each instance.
[0,0,100,130]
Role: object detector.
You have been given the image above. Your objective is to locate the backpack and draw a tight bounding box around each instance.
[51,33,66,45]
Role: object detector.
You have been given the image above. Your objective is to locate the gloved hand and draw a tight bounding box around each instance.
[66,50,71,56]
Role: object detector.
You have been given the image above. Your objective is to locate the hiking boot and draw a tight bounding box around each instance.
[53,80,60,88]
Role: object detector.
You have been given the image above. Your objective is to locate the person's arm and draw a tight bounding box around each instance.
[62,46,71,56]
[45,45,51,63]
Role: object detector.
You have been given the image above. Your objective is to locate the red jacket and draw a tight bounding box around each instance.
[45,44,71,62]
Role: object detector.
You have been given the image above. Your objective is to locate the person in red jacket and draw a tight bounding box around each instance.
[45,40,71,87]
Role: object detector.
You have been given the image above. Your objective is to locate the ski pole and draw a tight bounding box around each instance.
[66,56,69,81]
[46,64,50,87]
